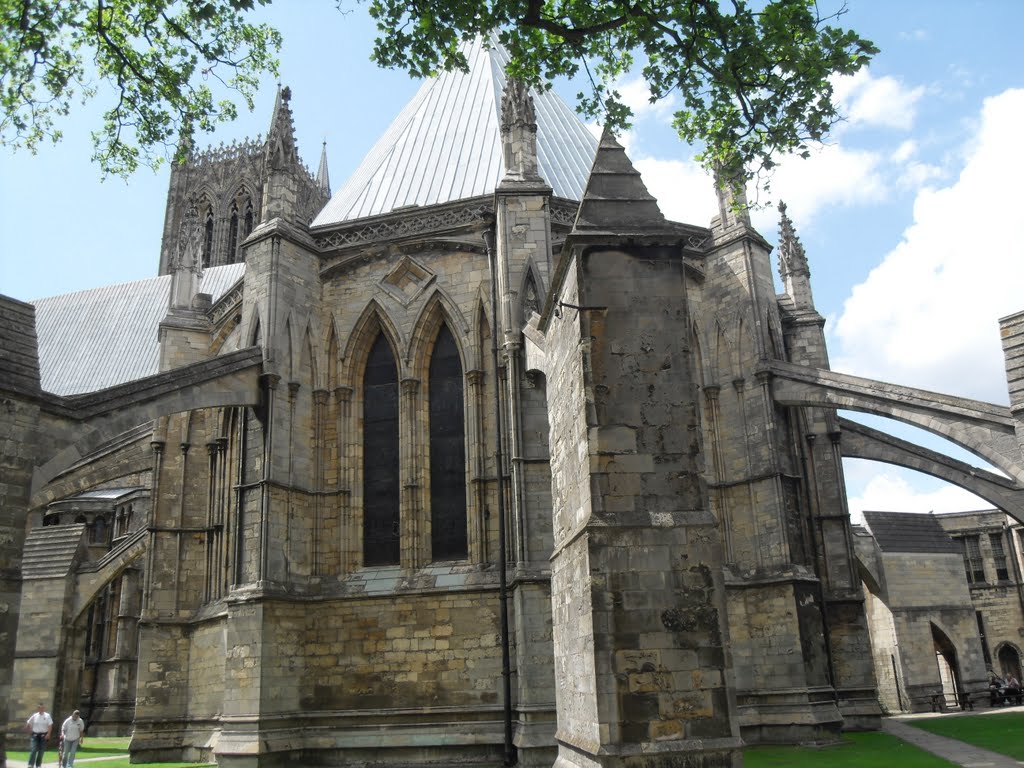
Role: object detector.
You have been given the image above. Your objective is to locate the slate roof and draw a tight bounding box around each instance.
[34,264,244,396]
[313,37,598,227]
[863,511,962,554]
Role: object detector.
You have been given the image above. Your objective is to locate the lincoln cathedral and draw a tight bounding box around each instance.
[5,38,1024,768]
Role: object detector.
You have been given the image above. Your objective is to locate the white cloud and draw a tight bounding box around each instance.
[748,142,888,231]
[832,69,925,131]
[832,88,1024,403]
[633,155,718,225]
[899,29,929,42]
[614,76,679,123]
[891,140,917,163]
[845,465,989,525]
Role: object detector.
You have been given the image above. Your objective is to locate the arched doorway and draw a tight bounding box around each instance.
[998,644,1022,681]
[932,623,963,709]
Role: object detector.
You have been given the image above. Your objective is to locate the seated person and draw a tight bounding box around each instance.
[1006,675,1021,705]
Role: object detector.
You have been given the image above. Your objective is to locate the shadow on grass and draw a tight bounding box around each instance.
[745,731,958,768]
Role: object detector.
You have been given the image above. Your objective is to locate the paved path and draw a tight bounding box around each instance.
[6,756,125,768]
[884,713,1024,767]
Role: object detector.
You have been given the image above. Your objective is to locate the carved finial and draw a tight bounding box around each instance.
[712,163,750,229]
[500,75,541,183]
[316,139,331,197]
[501,77,536,133]
[169,205,204,309]
[177,206,203,273]
[777,201,809,281]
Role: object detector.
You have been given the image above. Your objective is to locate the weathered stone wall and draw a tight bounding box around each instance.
[186,617,228,720]
[936,510,1024,679]
[881,551,987,707]
[862,586,906,713]
[544,245,740,767]
[0,296,45,760]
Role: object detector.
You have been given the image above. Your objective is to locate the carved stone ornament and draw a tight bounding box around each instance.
[777,201,810,280]
[500,77,537,133]
[176,205,204,276]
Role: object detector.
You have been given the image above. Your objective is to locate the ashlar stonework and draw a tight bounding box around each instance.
[5,38,1024,768]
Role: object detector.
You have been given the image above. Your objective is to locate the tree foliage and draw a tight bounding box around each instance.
[365,0,877,186]
[1,0,876,183]
[0,0,280,176]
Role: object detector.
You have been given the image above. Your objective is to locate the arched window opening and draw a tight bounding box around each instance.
[999,644,1022,681]
[228,203,239,263]
[203,209,214,268]
[363,333,400,566]
[91,517,107,545]
[244,199,254,238]
[523,271,541,318]
[429,323,467,561]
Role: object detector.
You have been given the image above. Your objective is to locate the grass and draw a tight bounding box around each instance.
[744,731,958,768]
[908,711,1024,760]
[6,736,212,768]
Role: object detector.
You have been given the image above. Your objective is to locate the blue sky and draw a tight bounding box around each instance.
[1,1,1022,522]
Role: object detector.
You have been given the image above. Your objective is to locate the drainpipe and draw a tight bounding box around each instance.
[482,225,516,767]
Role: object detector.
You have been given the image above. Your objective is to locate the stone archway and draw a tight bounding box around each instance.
[932,623,964,709]
[997,643,1022,681]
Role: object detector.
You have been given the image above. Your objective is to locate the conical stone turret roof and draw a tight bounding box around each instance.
[312,38,598,227]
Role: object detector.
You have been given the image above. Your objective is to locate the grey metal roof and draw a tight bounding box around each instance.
[34,264,244,396]
[863,511,962,555]
[313,37,598,227]
[65,488,141,501]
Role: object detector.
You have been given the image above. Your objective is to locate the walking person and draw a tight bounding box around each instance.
[59,710,86,768]
[26,703,53,768]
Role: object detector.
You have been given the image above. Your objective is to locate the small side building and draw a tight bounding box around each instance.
[856,509,1024,713]
[936,510,1024,683]
[857,511,987,712]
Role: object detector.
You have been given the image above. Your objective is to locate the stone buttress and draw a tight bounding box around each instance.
[774,203,880,729]
[695,182,878,741]
[525,130,742,768]
[494,77,560,762]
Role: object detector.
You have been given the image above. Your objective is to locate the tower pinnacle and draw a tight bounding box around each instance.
[777,201,815,309]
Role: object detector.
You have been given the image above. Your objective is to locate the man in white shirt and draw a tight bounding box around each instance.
[25,703,53,768]
[60,710,86,768]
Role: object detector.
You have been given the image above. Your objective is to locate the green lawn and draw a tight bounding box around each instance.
[8,735,131,762]
[6,736,211,768]
[908,711,1024,760]
[744,731,958,768]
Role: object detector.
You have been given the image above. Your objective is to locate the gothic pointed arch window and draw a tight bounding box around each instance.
[228,203,239,263]
[363,333,400,566]
[429,323,467,560]
[523,270,541,318]
[203,208,214,268]
[244,199,255,238]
